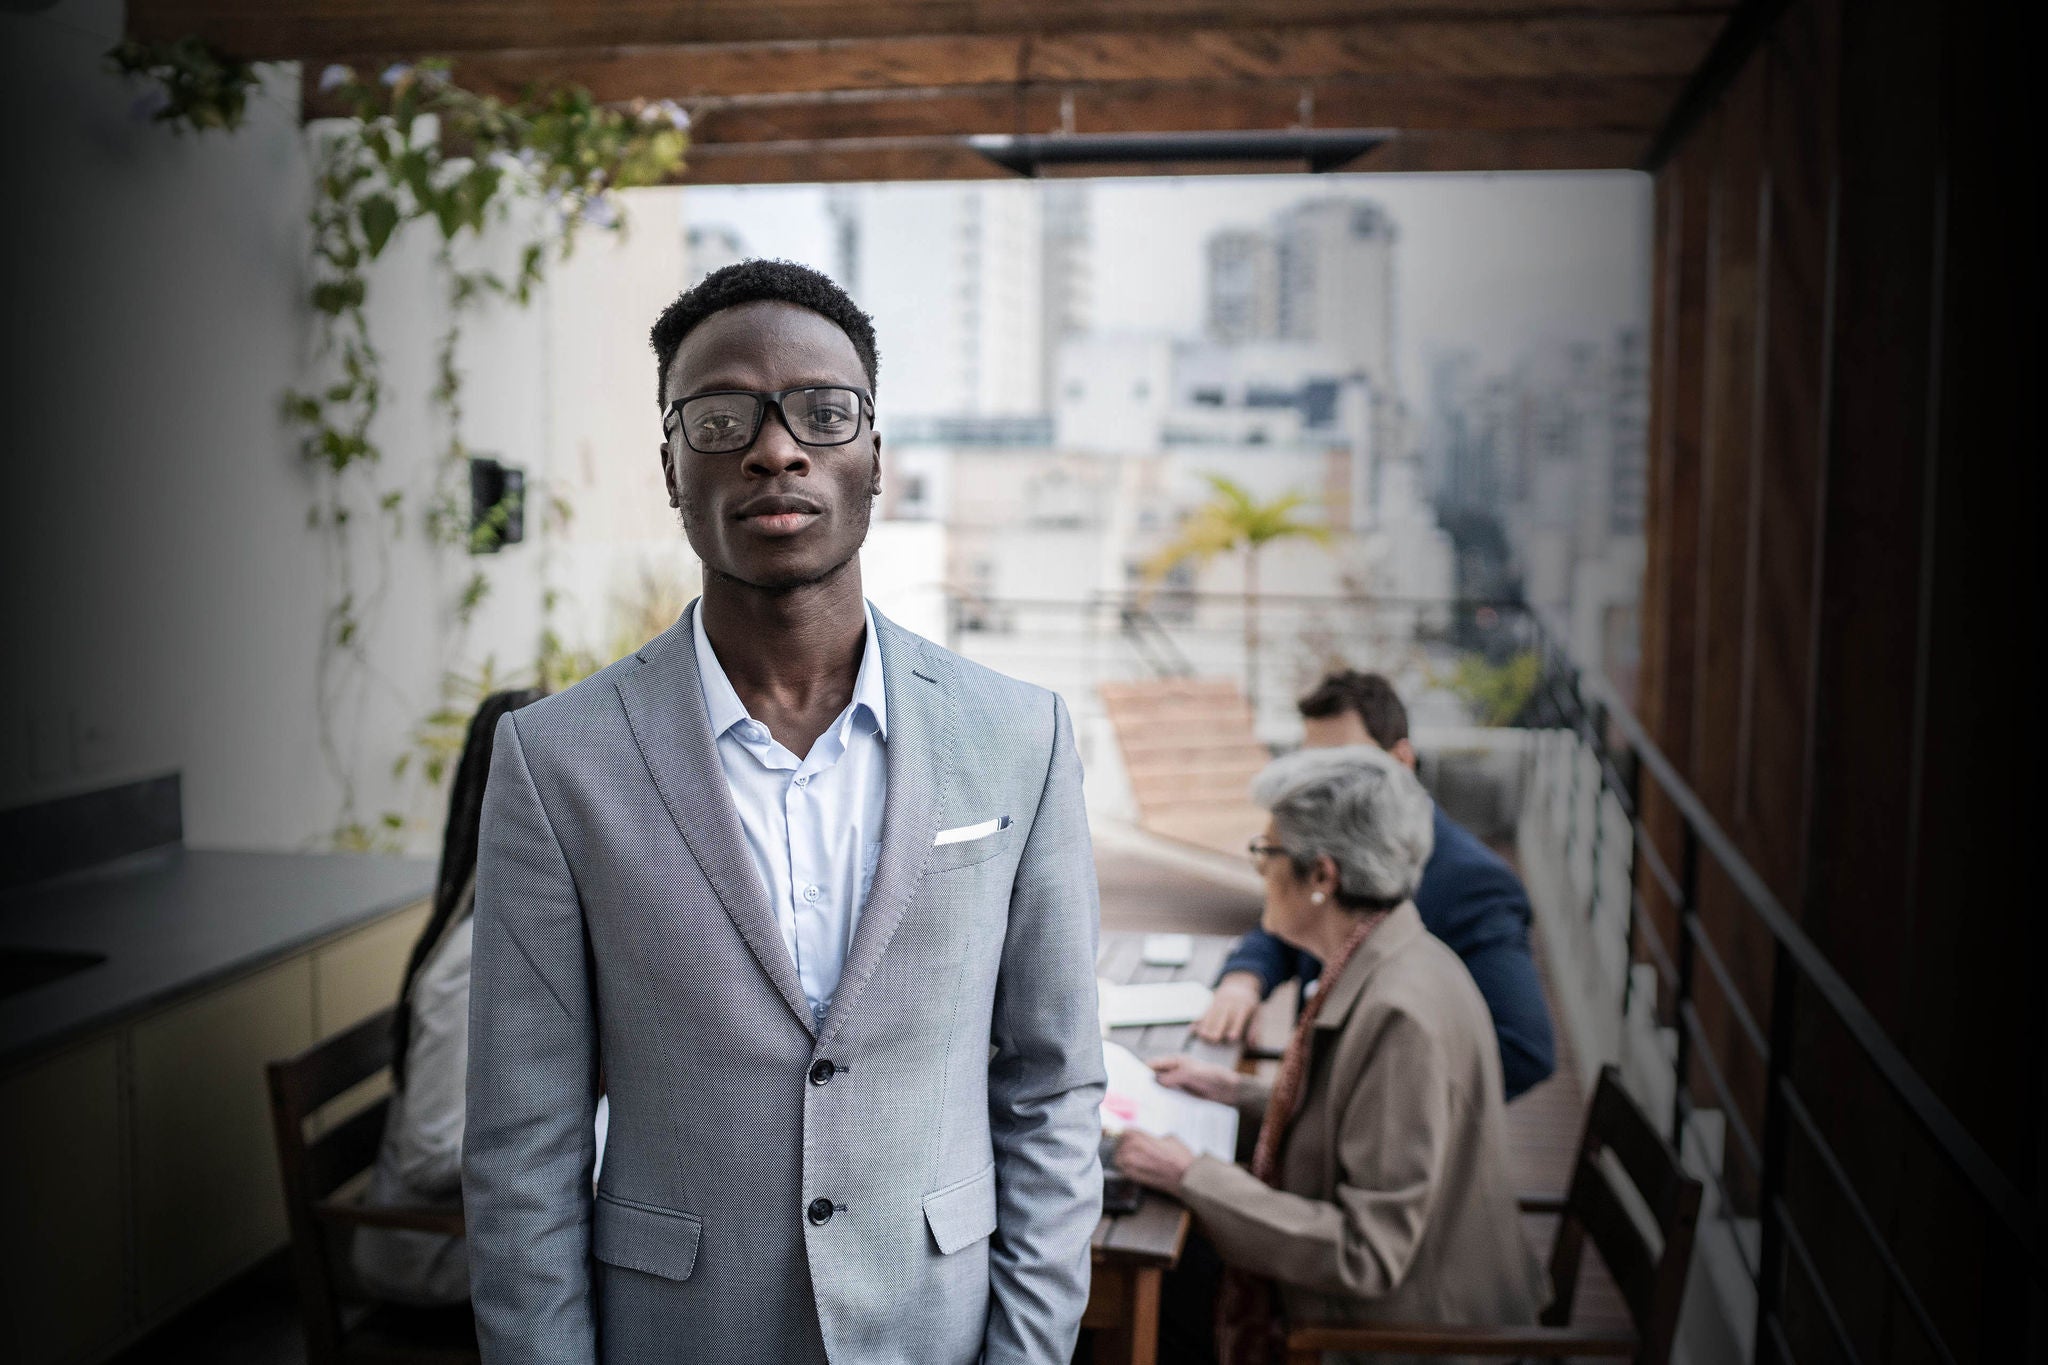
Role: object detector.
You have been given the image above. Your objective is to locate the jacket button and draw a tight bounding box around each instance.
[807,1197,835,1226]
[808,1059,836,1086]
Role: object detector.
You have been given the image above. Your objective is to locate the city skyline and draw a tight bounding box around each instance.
[676,172,1651,412]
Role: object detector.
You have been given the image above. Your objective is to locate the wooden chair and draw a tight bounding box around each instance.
[266,1004,480,1365]
[1284,1065,1703,1365]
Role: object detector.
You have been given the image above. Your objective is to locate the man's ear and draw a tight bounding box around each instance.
[870,435,884,495]
[659,441,680,508]
[1391,737,1418,770]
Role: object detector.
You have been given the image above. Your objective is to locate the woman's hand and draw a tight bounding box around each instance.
[1150,1055,1243,1105]
[1115,1130,1197,1192]
[1193,971,1264,1043]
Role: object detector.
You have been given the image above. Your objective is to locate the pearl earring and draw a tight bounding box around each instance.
[1311,892,1326,904]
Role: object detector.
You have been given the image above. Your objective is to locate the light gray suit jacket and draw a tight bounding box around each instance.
[463,601,1106,1364]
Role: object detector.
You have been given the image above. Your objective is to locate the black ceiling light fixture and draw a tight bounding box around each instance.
[966,129,1393,177]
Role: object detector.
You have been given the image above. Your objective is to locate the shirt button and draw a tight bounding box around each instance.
[809,1059,836,1086]
[807,1197,836,1226]
[803,884,820,902]
[794,774,809,788]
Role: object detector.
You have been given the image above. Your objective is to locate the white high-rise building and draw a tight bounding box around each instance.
[1205,228,1279,343]
[1040,183,1093,409]
[839,183,1051,421]
[1275,199,1399,392]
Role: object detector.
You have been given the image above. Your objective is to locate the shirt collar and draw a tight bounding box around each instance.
[692,597,888,742]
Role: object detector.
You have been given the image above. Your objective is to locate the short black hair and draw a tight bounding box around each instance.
[1298,670,1410,748]
[648,258,879,409]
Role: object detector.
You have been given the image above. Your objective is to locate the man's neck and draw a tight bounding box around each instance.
[698,562,868,755]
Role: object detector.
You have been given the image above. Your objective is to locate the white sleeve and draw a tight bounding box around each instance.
[393,914,474,1196]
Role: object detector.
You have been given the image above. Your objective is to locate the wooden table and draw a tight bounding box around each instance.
[1082,931,1245,1365]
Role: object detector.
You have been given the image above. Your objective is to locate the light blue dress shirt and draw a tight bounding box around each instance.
[692,598,889,1028]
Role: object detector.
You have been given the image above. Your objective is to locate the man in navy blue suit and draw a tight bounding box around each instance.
[1194,671,1557,1100]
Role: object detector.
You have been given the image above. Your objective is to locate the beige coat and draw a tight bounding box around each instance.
[1178,902,1548,1358]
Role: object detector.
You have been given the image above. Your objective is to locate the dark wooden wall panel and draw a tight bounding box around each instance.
[1635,0,2036,1356]
[1689,50,1774,1175]
[1635,129,1712,998]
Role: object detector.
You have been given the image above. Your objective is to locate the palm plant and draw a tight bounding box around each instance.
[1142,474,1332,713]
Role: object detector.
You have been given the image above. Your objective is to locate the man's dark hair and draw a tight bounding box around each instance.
[1298,669,1410,748]
[648,258,880,408]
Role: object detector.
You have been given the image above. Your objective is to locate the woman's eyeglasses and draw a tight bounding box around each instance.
[664,386,873,456]
[1247,838,1292,870]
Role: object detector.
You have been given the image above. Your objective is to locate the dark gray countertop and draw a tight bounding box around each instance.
[0,846,434,1067]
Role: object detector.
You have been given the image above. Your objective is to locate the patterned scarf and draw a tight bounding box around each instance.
[1214,908,1391,1365]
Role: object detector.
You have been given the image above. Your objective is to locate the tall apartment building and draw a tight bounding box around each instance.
[1275,199,1399,392]
[833,181,1091,421]
[1205,228,1279,343]
[1607,327,1649,537]
[1425,327,1651,686]
[1039,183,1093,409]
[1201,199,1398,393]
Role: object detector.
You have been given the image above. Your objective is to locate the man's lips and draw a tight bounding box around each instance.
[734,496,823,538]
[743,510,818,536]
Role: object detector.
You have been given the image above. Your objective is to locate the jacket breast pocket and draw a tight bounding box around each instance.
[592,1190,702,1281]
[925,819,1018,874]
[922,1161,998,1255]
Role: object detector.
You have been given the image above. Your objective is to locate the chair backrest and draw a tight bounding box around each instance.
[266,1005,399,1365]
[1542,1065,1704,1365]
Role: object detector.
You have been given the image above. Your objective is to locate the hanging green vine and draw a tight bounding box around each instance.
[108,36,260,131]
[112,42,689,850]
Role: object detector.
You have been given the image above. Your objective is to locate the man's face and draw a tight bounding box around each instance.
[1300,711,1374,750]
[661,300,880,593]
[1300,709,1418,769]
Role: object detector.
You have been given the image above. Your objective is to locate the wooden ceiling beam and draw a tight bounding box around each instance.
[678,76,1681,144]
[668,128,1646,184]
[1352,127,1646,170]
[295,16,1726,107]
[131,0,1734,62]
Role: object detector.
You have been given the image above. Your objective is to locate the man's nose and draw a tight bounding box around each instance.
[743,403,811,477]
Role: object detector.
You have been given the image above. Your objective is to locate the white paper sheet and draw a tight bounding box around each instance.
[1098,1040,1240,1162]
[1096,978,1215,1029]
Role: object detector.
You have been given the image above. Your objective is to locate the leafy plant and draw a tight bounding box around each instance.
[108,37,259,132]
[1142,473,1332,712]
[115,41,689,848]
[1443,651,1542,727]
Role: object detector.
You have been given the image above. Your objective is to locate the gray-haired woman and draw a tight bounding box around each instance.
[1116,745,1547,1364]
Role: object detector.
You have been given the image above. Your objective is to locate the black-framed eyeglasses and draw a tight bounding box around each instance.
[1247,837,1293,870]
[663,386,874,456]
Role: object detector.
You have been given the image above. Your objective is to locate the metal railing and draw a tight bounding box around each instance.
[1513,606,2041,1365]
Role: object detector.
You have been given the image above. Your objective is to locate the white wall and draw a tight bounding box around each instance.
[0,4,701,852]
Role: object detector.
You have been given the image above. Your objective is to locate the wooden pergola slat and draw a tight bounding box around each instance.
[673,129,1651,184]
[675,76,1682,145]
[137,0,1733,178]
[300,17,1725,103]
[130,0,1735,62]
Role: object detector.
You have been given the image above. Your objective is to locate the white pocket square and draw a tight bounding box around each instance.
[933,816,1011,847]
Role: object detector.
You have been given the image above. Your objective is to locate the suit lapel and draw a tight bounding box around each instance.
[614,600,815,1036]
[817,609,954,1047]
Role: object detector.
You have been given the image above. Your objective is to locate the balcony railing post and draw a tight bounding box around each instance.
[1563,676,1584,895]
[1754,939,1799,1364]
[1670,821,1700,1151]
[1586,696,1608,925]
[1619,731,1642,1024]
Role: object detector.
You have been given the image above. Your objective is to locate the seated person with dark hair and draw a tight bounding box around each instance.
[1194,670,1557,1101]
